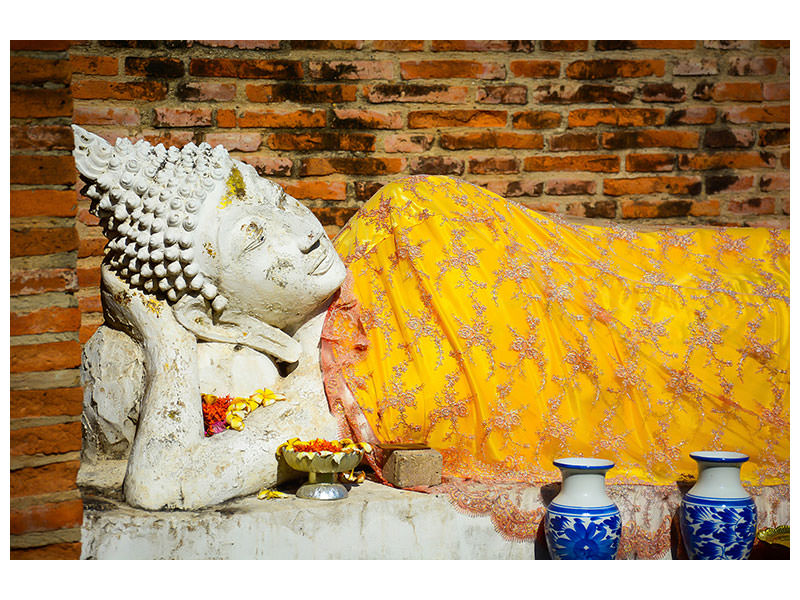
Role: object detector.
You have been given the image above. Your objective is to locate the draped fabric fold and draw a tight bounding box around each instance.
[320,175,789,543]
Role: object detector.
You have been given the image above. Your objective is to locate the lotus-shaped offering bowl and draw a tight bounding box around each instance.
[276,438,372,500]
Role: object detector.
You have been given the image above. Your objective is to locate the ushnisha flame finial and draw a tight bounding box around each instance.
[72,126,233,308]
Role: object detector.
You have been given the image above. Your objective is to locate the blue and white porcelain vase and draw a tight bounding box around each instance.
[679,451,757,560]
[544,457,621,560]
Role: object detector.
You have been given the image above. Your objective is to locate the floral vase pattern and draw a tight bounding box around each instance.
[680,451,757,560]
[544,458,621,560]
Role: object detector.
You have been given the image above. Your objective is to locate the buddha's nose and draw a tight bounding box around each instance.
[299,229,323,254]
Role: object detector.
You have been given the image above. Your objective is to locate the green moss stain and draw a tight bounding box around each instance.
[219,167,246,208]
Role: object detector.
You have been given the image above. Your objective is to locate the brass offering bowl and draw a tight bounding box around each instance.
[277,438,371,500]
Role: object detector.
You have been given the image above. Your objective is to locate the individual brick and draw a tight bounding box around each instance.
[626,153,676,172]
[10,227,78,257]
[10,499,84,535]
[595,40,696,50]
[290,41,363,50]
[73,105,140,126]
[10,155,75,186]
[509,60,561,78]
[601,130,700,150]
[364,83,469,103]
[10,88,71,118]
[152,107,212,127]
[678,152,776,170]
[568,108,666,127]
[439,131,544,150]
[706,175,755,194]
[10,269,78,296]
[10,461,80,497]
[476,85,528,104]
[330,108,403,129]
[175,82,236,102]
[544,179,597,195]
[704,128,756,148]
[308,60,393,80]
[124,56,185,78]
[299,157,405,176]
[549,132,598,151]
[763,82,789,101]
[674,58,719,76]
[512,111,561,129]
[384,133,435,153]
[189,58,302,79]
[727,197,776,215]
[10,57,71,85]
[10,190,76,218]
[266,132,375,152]
[195,40,280,50]
[10,306,81,336]
[238,109,326,128]
[604,176,702,196]
[203,132,262,152]
[566,199,617,218]
[408,110,506,128]
[431,40,534,52]
[10,341,82,373]
[620,198,694,218]
[70,55,118,75]
[280,181,347,201]
[539,40,589,52]
[524,155,620,172]
[640,83,686,103]
[468,157,519,174]
[408,157,464,175]
[477,179,543,198]
[667,107,717,125]
[10,422,82,456]
[246,83,357,103]
[758,128,790,147]
[400,60,505,80]
[71,80,168,101]
[566,59,665,79]
[759,174,789,192]
[382,448,442,488]
[531,83,635,104]
[727,56,778,76]
[372,40,426,52]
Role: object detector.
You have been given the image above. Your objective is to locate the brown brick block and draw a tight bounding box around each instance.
[601,130,700,150]
[354,181,385,201]
[11,422,82,456]
[709,82,763,102]
[364,83,469,104]
[11,88,71,118]
[11,155,75,186]
[728,56,778,76]
[727,197,775,215]
[10,499,83,536]
[11,189,77,218]
[238,155,293,177]
[400,60,505,80]
[330,108,402,129]
[545,179,597,196]
[706,175,755,194]
[408,110,506,128]
[10,269,78,296]
[509,60,560,78]
[10,387,83,419]
[196,40,281,50]
[290,40,363,50]
[604,176,702,196]
[431,40,534,52]
[723,105,789,124]
[70,55,118,75]
[266,132,375,152]
[759,174,789,192]
[73,104,140,126]
[77,264,102,288]
[80,320,103,344]
[678,152,776,170]
[524,154,620,173]
[568,107,666,127]
[688,199,721,217]
[532,83,635,104]
[620,198,694,219]
[216,109,236,128]
[300,157,405,176]
[440,131,543,150]
[540,40,589,52]
[566,199,617,218]
[190,58,302,79]
[309,60,394,80]
[372,40,425,52]
[382,448,442,488]
[152,107,212,127]
[10,341,82,373]
[10,542,81,560]
[704,128,756,148]
[124,56,185,78]
[10,125,73,151]
[549,132,598,151]
[239,109,327,128]
[667,107,717,125]
[78,235,107,258]
[310,206,359,228]
[468,157,519,174]
[246,83,357,103]
[512,111,561,129]
[626,153,676,172]
[72,80,168,101]
[641,83,686,103]
[10,461,80,497]
[10,40,72,51]
[10,227,78,258]
[763,82,789,101]
[176,81,237,102]
[476,85,528,104]
[384,134,435,153]
[408,157,464,176]
[280,181,347,201]
[11,57,71,85]
[566,59,665,79]
[479,179,543,198]
[203,132,262,152]
[10,306,81,336]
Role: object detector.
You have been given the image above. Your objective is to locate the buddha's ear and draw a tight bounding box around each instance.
[172,293,302,364]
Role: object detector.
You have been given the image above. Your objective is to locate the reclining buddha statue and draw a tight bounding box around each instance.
[74,126,789,514]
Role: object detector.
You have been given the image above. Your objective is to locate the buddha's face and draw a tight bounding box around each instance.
[195,163,346,333]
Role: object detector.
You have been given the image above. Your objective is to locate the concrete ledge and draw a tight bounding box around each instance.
[81,480,533,559]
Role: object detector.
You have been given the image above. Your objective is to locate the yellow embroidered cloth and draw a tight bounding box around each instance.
[322,175,789,488]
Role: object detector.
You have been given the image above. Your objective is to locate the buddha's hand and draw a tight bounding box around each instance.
[100,263,193,350]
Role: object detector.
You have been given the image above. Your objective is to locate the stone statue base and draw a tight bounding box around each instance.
[78,462,788,559]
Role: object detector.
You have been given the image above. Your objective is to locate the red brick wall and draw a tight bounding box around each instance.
[10,39,790,559]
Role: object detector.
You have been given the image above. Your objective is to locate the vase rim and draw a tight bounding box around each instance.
[689,450,749,463]
[553,457,614,470]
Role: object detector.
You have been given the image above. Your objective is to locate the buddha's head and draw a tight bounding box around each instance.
[72,126,346,363]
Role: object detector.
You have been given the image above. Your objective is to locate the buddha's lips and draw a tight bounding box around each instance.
[310,247,333,275]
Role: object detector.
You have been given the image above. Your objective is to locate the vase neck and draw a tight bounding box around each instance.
[553,468,612,507]
[689,462,749,499]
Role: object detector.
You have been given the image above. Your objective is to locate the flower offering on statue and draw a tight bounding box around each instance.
[201,388,287,437]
